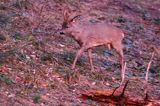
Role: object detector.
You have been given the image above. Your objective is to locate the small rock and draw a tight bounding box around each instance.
[8,94,15,98]
[105,82,110,86]
[0,34,6,42]
[92,82,96,85]
[0,14,9,27]
[59,44,65,47]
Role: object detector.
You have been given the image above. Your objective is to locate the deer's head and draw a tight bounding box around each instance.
[62,8,80,29]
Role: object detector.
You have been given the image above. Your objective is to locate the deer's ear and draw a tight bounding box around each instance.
[63,10,69,22]
[63,7,72,22]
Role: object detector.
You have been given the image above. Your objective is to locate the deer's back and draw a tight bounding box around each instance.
[79,23,124,46]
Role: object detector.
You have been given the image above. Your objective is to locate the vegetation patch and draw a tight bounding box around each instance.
[0,73,13,85]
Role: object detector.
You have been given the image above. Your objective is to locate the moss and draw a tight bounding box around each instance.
[90,72,104,81]
[56,66,78,82]
[0,14,9,27]
[32,40,45,50]
[40,51,53,62]
[32,94,41,103]
[116,16,127,23]
[12,32,23,40]
[0,74,13,85]
[62,52,74,62]
[154,18,160,25]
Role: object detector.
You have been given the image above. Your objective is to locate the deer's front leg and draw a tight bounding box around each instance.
[88,48,94,71]
[72,47,85,69]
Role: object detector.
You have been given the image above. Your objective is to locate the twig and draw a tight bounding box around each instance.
[120,80,129,97]
[111,80,129,97]
[144,52,154,100]
[121,62,127,85]
[111,86,120,96]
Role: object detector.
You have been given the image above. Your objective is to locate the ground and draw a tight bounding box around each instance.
[0,0,160,105]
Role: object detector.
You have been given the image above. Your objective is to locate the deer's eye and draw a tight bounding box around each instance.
[72,20,76,23]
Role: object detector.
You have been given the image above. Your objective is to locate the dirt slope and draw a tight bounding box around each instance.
[0,0,160,105]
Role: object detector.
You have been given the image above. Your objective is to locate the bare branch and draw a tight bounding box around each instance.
[144,52,155,99]
[121,62,127,85]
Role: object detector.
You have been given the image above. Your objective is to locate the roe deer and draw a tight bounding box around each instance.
[60,9,125,84]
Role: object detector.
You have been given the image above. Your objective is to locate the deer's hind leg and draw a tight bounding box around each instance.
[87,48,94,71]
[112,42,125,84]
[107,43,112,50]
